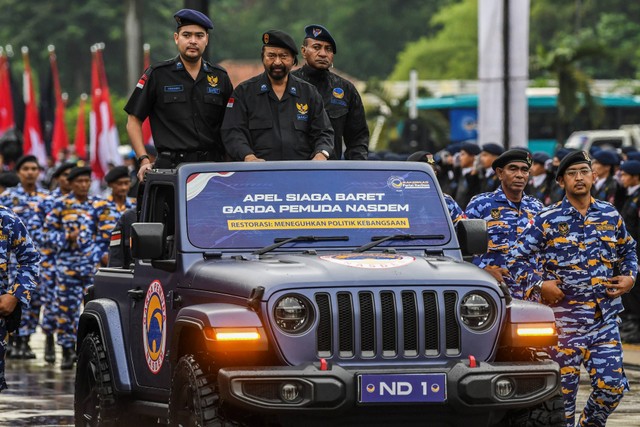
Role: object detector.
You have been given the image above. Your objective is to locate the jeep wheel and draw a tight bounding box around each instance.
[169,354,224,427]
[503,393,565,426]
[74,332,119,426]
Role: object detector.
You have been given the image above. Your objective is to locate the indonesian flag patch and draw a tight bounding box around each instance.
[136,73,148,89]
[110,230,122,246]
[226,97,235,108]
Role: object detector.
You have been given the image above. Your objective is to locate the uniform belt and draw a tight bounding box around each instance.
[159,151,208,161]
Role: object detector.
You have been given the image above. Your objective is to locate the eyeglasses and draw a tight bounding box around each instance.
[564,168,592,178]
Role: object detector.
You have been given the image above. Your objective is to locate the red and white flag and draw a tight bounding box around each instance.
[90,44,122,180]
[22,47,47,165]
[0,49,15,137]
[49,46,69,161]
[74,93,87,160]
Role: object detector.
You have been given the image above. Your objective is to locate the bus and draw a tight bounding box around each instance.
[414,88,640,155]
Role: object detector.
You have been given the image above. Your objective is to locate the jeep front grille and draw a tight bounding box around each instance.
[314,290,461,360]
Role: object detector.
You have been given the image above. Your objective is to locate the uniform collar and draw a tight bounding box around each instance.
[173,56,210,73]
[257,72,300,98]
[560,196,600,215]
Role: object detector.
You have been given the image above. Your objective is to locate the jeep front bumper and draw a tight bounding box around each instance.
[218,359,559,415]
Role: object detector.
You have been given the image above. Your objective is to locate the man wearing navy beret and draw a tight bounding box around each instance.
[222,30,334,161]
[590,149,622,207]
[478,143,504,192]
[125,9,233,182]
[618,160,640,344]
[291,24,369,160]
[451,142,481,209]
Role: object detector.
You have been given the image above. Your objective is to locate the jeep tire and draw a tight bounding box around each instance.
[74,332,119,426]
[503,392,565,426]
[169,354,225,427]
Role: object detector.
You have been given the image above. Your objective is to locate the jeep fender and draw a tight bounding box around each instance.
[78,299,132,393]
[170,303,268,364]
[500,299,558,348]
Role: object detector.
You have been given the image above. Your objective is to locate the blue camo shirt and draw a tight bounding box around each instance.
[444,193,465,224]
[508,197,638,326]
[465,186,544,299]
[0,206,40,307]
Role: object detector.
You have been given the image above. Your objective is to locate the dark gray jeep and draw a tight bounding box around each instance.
[75,161,562,427]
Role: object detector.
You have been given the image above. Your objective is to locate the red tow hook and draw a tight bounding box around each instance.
[319,358,328,371]
[468,355,477,368]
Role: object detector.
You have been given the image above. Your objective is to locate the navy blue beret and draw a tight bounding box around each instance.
[592,149,620,166]
[67,166,92,182]
[556,150,591,180]
[0,171,19,188]
[174,9,213,30]
[407,151,436,165]
[481,143,504,156]
[446,142,462,155]
[105,166,130,184]
[15,154,39,171]
[460,142,480,156]
[532,152,550,164]
[262,30,298,56]
[589,145,602,155]
[621,160,640,176]
[555,148,573,161]
[304,24,337,54]
[492,149,533,171]
[627,152,640,162]
[622,146,638,155]
[52,162,77,178]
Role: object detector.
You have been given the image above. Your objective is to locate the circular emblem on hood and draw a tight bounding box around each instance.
[320,253,415,269]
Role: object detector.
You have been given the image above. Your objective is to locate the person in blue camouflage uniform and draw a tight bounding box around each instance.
[44,166,116,369]
[407,151,466,224]
[103,166,135,215]
[465,149,544,298]
[508,150,638,427]
[478,143,504,193]
[8,155,53,360]
[0,206,40,392]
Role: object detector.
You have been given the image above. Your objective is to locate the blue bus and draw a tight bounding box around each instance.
[414,89,640,154]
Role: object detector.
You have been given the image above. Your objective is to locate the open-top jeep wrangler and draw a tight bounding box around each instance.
[75,161,562,426]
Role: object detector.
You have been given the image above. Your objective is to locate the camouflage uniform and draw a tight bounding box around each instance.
[44,194,115,350]
[508,197,638,426]
[444,193,465,225]
[465,186,543,299]
[0,207,40,391]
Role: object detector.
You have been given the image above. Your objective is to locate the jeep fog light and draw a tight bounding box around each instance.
[495,378,515,399]
[280,382,302,403]
[274,295,313,333]
[460,293,495,330]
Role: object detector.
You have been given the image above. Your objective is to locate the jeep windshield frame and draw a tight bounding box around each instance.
[181,161,453,252]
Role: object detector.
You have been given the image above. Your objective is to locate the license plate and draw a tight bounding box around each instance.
[358,373,447,403]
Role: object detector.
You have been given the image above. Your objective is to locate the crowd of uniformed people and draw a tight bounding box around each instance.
[0,6,639,427]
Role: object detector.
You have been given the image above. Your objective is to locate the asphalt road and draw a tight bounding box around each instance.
[1,334,640,426]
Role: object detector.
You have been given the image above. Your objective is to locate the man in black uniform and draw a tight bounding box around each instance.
[291,25,368,160]
[221,30,334,161]
[618,159,640,343]
[124,9,233,181]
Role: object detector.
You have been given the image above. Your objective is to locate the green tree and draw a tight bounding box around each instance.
[388,0,477,80]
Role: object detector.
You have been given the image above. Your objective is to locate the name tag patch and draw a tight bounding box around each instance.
[164,85,184,92]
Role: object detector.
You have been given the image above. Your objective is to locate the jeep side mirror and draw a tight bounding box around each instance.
[131,223,165,260]
[456,219,488,256]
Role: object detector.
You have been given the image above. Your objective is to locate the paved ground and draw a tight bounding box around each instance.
[1,335,640,426]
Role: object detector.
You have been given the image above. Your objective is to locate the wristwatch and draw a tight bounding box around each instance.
[138,154,151,164]
[532,280,543,293]
[315,150,330,159]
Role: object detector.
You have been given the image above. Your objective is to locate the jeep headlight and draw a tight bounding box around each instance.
[460,292,495,331]
[274,295,313,334]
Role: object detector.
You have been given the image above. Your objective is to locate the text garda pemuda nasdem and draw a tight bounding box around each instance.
[222,193,410,214]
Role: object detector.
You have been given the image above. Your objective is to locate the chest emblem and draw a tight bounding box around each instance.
[490,208,500,219]
[296,103,308,115]
[558,222,569,236]
[332,88,344,99]
[207,75,218,87]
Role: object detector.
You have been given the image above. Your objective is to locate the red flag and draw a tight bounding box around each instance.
[90,44,122,180]
[49,46,69,161]
[0,49,15,137]
[22,47,47,165]
[74,93,87,160]
[141,43,153,146]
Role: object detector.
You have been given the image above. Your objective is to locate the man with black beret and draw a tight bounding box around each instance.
[465,149,543,296]
[44,165,116,369]
[526,152,553,204]
[451,142,481,209]
[478,143,504,192]
[222,30,334,161]
[508,150,637,425]
[49,162,76,199]
[617,160,640,344]
[590,149,621,207]
[125,8,233,183]
[104,166,134,214]
[291,24,369,160]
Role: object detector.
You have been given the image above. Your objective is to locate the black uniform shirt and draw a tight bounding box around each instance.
[292,65,369,160]
[221,72,334,161]
[124,56,233,159]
